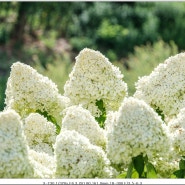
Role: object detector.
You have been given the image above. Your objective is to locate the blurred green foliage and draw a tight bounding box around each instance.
[121,40,178,95]
[0,2,185,57]
[0,2,184,110]
[34,54,73,95]
[32,40,178,102]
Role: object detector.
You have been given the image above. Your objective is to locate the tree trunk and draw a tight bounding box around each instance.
[10,2,30,45]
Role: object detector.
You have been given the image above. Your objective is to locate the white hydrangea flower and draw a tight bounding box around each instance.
[54,130,116,178]
[24,113,57,155]
[5,62,70,122]
[134,52,185,118]
[29,149,55,178]
[152,156,179,178]
[168,108,185,156]
[64,48,127,116]
[0,109,34,178]
[106,97,170,166]
[62,105,106,148]
[105,110,118,136]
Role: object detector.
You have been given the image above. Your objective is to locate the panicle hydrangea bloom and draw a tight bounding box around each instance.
[54,130,117,178]
[24,113,57,155]
[5,62,70,122]
[106,97,170,166]
[152,156,179,178]
[29,149,55,178]
[0,109,34,178]
[62,105,106,148]
[168,108,185,156]
[105,110,118,136]
[134,52,185,118]
[64,48,127,116]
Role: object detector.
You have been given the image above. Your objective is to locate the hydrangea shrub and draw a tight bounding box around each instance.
[1,48,185,178]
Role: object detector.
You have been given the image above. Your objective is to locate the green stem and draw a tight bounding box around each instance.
[126,161,134,178]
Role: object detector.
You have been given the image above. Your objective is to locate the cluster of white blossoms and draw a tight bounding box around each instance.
[168,108,185,156]
[134,52,185,118]
[2,49,185,179]
[0,110,34,178]
[24,113,57,155]
[64,48,127,116]
[106,97,170,166]
[5,62,69,122]
[54,130,116,178]
[62,105,106,148]
[152,156,179,178]
[29,149,55,178]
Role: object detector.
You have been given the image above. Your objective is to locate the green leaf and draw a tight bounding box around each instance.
[146,162,157,178]
[132,154,145,178]
[173,157,185,178]
[173,169,185,178]
[36,110,61,135]
[170,174,176,178]
[179,158,185,170]
[132,169,139,178]
[117,172,127,178]
[155,107,165,121]
[47,114,61,135]
[95,99,106,128]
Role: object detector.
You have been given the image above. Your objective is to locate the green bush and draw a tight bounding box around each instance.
[1,2,185,60]
[69,36,95,52]
[155,2,185,50]
[121,40,178,95]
